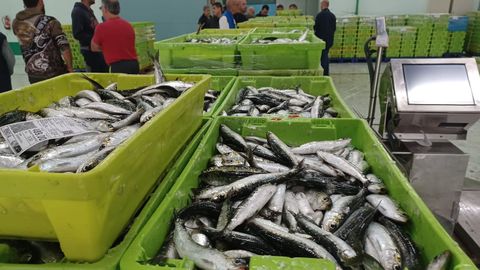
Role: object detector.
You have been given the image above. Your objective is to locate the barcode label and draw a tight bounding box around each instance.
[0,117,93,155]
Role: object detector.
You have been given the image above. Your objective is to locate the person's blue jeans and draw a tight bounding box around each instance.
[321,47,330,76]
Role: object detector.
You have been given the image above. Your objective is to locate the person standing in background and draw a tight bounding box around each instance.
[91,0,139,74]
[72,0,108,72]
[314,0,336,76]
[246,7,255,19]
[13,0,73,84]
[206,2,223,29]
[289,4,298,10]
[198,5,211,31]
[276,4,284,11]
[256,5,269,17]
[0,31,15,92]
[233,0,248,24]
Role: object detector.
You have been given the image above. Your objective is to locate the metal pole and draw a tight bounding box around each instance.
[448,0,454,13]
[368,46,383,126]
[355,0,359,15]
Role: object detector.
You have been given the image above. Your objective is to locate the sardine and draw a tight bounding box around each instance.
[367,194,408,223]
[365,222,402,270]
[173,219,244,270]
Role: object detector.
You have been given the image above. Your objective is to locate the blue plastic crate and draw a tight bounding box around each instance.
[448,16,469,32]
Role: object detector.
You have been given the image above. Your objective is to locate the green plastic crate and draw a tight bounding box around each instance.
[0,119,212,269]
[163,68,238,76]
[213,76,354,118]
[252,27,308,34]
[238,33,324,70]
[155,33,245,69]
[238,68,324,76]
[238,21,275,28]
[199,28,253,35]
[0,73,210,262]
[204,76,236,118]
[120,117,477,270]
[276,10,303,16]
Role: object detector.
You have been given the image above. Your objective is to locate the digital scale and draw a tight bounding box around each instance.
[377,58,480,233]
[365,18,480,244]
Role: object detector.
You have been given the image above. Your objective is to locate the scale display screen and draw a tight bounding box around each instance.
[402,64,475,105]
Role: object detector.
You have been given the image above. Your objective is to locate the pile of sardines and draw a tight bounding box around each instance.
[185,37,239,44]
[204,90,220,113]
[252,37,310,44]
[150,125,451,270]
[252,30,310,45]
[0,72,194,173]
[223,86,338,118]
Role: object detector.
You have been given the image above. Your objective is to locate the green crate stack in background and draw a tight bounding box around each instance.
[466,11,480,55]
[133,22,156,70]
[356,16,375,58]
[407,15,433,57]
[429,14,449,56]
[400,26,417,57]
[386,27,402,58]
[448,16,468,53]
[330,29,343,59]
[63,25,85,70]
[338,16,358,58]
[63,22,155,71]
[448,31,467,53]
[386,15,407,26]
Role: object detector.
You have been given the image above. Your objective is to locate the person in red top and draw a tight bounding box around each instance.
[91,0,139,74]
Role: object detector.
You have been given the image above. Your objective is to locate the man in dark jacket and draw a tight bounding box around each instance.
[198,5,211,31]
[0,32,15,92]
[72,0,108,72]
[206,2,223,29]
[257,5,269,17]
[314,0,336,76]
[233,0,248,24]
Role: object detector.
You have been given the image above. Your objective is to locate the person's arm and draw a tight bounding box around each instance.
[90,40,102,52]
[62,49,73,73]
[50,19,73,72]
[1,39,15,75]
[91,25,102,52]
[219,16,229,29]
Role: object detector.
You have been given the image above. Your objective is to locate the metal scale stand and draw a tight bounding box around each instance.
[364,17,480,237]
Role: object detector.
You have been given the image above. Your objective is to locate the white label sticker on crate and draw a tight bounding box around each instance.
[0,117,94,155]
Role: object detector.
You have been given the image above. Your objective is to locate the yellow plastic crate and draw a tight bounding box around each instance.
[0,73,210,262]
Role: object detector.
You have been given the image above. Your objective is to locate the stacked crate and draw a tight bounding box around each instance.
[133,22,156,70]
[448,16,468,53]
[386,27,402,58]
[407,15,433,57]
[338,16,359,58]
[63,25,85,70]
[386,15,407,27]
[400,26,417,57]
[466,11,480,55]
[330,28,343,59]
[356,16,375,58]
[429,14,449,57]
